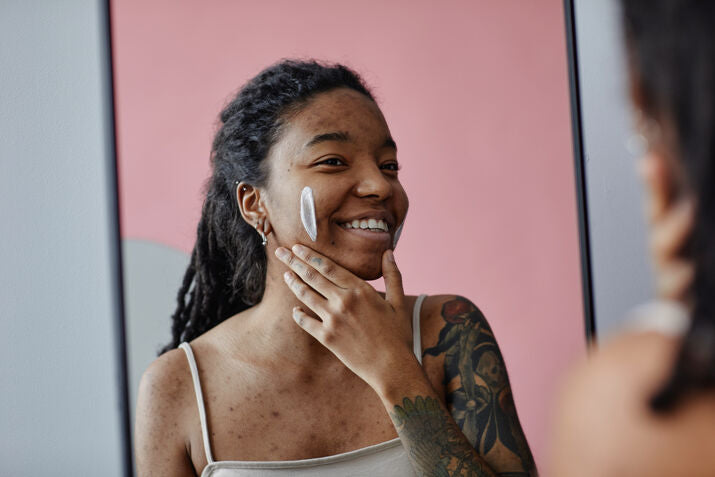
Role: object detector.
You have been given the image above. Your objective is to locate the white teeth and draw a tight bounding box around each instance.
[341,218,389,232]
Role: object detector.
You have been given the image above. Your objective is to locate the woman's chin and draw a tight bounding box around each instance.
[340,258,384,281]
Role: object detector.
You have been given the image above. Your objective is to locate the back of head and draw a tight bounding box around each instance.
[161,60,373,354]
[620,0,715,410]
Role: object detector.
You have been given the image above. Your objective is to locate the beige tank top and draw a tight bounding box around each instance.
[179,294,427,477]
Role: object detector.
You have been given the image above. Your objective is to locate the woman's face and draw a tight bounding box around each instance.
[262,87,409,280]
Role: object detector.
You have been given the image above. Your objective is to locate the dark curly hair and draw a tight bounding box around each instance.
[161,60,374,353]
[620,0,715,411]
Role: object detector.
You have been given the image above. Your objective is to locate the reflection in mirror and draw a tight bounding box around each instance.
[110,1,585,474]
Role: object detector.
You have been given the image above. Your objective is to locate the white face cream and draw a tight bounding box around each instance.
[300,186,317,242]
[392,215,407,250]
[393,219,405,249]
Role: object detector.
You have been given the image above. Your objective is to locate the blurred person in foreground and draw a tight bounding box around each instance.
[550,1,715,475]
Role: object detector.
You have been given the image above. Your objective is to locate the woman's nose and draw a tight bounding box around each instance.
[354,163,393,200]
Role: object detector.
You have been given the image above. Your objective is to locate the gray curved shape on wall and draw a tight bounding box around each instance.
[122,238,190,427]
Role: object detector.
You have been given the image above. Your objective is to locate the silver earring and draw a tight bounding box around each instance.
[256,221,267,246]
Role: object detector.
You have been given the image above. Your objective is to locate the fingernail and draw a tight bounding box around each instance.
[292,244,306,257]
[275,247,289,259]
[283,271,292,282]
[386,250,395,263]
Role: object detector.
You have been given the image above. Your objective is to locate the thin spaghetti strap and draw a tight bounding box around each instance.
[179,342,215,465]
[412,294,427,364]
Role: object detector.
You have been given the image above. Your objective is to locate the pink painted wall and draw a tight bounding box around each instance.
[111,0,585,469]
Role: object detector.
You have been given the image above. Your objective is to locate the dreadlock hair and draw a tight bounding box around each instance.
[160,59,374,354]
[620,0,715,411]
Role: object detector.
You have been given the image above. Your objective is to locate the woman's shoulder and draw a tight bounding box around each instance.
[134,346,200,471]
[418,293,492,332]
[412,294,497,364]
[550,329,715,477]
[556,330,682,418]
[136,346,197,438]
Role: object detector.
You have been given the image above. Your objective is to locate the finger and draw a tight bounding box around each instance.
[291,244,354,288]
[275,247,338,298]
[291,306,325,341]
[640,154,669,223]
[650,198,695,263]
[382,250,406,311]
[656,260,695,301]
[283,271,329,316]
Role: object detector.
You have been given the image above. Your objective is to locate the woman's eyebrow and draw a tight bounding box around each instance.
[303,131,351,149]
[383,137,397,151]
[303,131,398,152]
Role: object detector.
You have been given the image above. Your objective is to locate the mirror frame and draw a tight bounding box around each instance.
[563,0,597,343]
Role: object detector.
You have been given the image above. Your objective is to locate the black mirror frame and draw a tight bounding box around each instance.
[104,0,134,474]
[563,0,597,344]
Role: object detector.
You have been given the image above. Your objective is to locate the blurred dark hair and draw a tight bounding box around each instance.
[620,0,715,411]
[160,60,374,354]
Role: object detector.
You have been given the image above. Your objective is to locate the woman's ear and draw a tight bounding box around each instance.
[236,182,267,229]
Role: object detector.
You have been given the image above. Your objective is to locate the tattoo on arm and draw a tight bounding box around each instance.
[390,395,496,477]
[423,297,537,476]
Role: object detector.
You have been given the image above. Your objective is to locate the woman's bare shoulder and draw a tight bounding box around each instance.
[136,347,196,433]
[135,347,198,474]
[550,330,715,477]
[138,347,195,407]
[419,294,492,342]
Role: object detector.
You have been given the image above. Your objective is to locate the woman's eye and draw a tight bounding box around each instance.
[381,162,400,172]
[317,157,346,166]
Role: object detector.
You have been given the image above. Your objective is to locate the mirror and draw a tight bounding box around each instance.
[110,0,587,471]
[569,0,654,338]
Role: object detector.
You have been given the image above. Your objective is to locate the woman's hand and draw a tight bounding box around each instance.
[640,154,696,302]
[274,245,417,391]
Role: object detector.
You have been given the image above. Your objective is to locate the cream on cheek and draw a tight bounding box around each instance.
[393,215,405,248]
[300,186,317,242]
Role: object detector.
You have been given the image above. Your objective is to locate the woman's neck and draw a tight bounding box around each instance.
[224,257,342,370]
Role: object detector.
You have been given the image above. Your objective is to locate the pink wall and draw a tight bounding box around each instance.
[112,0,585,469]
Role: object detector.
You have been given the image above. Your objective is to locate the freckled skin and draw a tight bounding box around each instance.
[136,88,418,475]
[263,88,409,280]
[135,88,533,476]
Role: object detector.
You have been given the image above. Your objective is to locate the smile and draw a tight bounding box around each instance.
[339,218,390,233]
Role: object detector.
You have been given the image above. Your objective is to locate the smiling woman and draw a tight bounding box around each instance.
[134,60,537,476]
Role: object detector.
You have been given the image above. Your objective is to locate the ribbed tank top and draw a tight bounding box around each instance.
[179,294,427,477]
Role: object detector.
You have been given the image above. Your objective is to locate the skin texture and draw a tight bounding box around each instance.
[135,88,534,476]
[277,244,536,476]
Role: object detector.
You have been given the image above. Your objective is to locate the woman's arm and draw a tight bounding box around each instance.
[276,245,536,476]
[135,351,197,477]
[382,296,536,476]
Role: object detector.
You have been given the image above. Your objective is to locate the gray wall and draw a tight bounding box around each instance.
[0,0,128,475]
[573,0,654,337]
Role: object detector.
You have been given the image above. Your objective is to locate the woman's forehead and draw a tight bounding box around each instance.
[286,89,389,143]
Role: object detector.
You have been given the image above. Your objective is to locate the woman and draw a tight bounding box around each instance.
[550,1,715,475]
[135,60,537,476]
